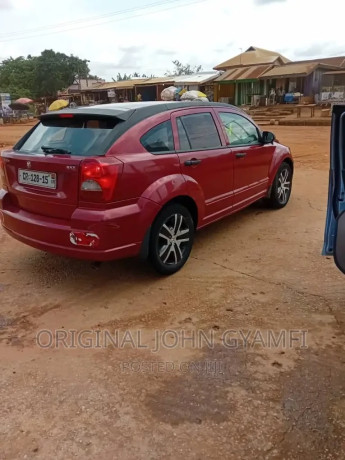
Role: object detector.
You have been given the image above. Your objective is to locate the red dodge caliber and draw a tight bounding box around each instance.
[0,102,293,274]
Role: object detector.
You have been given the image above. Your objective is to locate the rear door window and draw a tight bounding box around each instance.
[140,120,175,154]
[177,112,221,150]
[17,116,120,156]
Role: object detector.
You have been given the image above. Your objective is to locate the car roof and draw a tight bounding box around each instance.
[38,101,247,152]
[40,101,239,122]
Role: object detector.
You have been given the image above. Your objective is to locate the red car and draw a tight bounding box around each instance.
[0,102,293,275]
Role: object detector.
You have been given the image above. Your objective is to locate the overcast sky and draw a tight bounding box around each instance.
[0,0,344,81]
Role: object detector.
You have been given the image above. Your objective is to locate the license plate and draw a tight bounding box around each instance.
[18,169,57,189]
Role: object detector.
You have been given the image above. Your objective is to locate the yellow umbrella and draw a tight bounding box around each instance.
[48,99,69,111]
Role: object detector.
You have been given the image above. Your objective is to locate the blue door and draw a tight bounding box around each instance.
[323,105,345,273]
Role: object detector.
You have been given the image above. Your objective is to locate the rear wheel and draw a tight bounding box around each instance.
[267,162,292,209]
[149,204,194,275]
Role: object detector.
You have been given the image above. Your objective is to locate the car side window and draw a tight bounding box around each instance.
[141,120,175,154]
[177,118,191,150]
[219,112,260,146]
[177,112,222,150]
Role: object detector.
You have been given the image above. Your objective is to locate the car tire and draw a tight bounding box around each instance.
[267,162,292,209]
[149,203,195,275]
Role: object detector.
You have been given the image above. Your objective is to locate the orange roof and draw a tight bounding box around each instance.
[91,79,149,90]
[260,62,341,79]
[215,64,273,82]
[214,46,290,71]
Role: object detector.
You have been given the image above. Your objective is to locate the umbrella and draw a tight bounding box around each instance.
[9,102,29,110]
[15,98,33,104]
[49,100,69,111]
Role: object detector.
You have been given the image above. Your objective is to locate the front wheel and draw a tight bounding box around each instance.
[149,204,195,275]
[267,162,292,209]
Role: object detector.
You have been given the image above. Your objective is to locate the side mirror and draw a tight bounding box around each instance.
[262,131,275,144]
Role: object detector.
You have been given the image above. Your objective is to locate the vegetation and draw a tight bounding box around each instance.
[0,50,91,100]
[114,72,155,81]
[0,51,203,100]
[165,60,203,76]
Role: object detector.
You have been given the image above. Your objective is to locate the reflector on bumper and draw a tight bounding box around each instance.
[70,232,100,247]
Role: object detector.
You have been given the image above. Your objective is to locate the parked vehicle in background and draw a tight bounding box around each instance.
[323,105,345,273]
[0,101,293,274]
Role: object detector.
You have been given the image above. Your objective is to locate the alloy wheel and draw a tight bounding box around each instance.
[277,168,291,204]
[158,213,191,265]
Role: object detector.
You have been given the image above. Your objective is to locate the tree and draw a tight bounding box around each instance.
[0,56,37,100]
[116,72,131,81]
[34,50,90,98]
[114,72,155,81]
[0,50,91,99]
[165,60,203,76]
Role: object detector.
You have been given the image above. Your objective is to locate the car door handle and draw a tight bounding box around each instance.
[235,152,247,158]
[184,159,202,166]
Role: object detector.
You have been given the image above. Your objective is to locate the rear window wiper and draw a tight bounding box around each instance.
[41,146,71,155]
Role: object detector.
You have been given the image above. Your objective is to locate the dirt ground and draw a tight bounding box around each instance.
[0,123,344,460]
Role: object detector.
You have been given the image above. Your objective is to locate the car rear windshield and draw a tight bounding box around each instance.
[16,115,121,156]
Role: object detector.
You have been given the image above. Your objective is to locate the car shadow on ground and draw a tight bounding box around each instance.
[11,200,278,290]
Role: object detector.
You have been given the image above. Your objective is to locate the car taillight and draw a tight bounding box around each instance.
[0,156,7,189]
[79,158,120,202]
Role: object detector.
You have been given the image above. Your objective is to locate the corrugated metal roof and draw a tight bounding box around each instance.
[215,65,272,82]
[261,62,317,78]
[214,46,290,70]
[293,56,345,68]
[91,79,149,90]
[260,62,341,78]
[173,72,219,85]
[324,70,345,75]
[134,76,174,86]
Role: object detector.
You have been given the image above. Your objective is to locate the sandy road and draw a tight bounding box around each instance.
[0,123,344,459]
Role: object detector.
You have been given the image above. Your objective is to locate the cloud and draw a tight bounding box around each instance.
[255,0,286,4]
[119,45,144,54]
[295,43,345,58]
[0,0,12,9]
[155,49,176,57]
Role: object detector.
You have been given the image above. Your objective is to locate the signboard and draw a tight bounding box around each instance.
[0,93,11,116]
[107,89,115,98]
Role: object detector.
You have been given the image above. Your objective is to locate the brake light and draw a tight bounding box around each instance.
[80,158,120,202]
[0,156,7,189]
[59,114,74,118]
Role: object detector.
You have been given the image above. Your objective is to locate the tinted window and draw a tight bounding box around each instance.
[219,112,260,146]
[177,113,221,150]
[17,116,120,157]
[141,121,174,154]
[177,118,191,150]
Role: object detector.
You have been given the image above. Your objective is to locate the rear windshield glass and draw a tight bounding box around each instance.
[17,116,120,156]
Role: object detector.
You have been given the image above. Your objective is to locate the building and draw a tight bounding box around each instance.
[260,58,344,103]
[82,79,148,104]
[213,46,345,105]
[321,69,345,103]
[80,72,219,103]
[134,77,174,101]
[213,46,290,105]
[58,78,105,105]
[173,72,219,100]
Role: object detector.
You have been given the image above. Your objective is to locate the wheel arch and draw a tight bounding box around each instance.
[139,194,198,259]
[282,157,294,175]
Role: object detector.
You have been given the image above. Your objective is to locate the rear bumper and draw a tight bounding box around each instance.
[0,189,160,261]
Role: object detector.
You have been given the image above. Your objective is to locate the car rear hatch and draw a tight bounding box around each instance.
[323,104,345,273]
[1,112,127,219]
